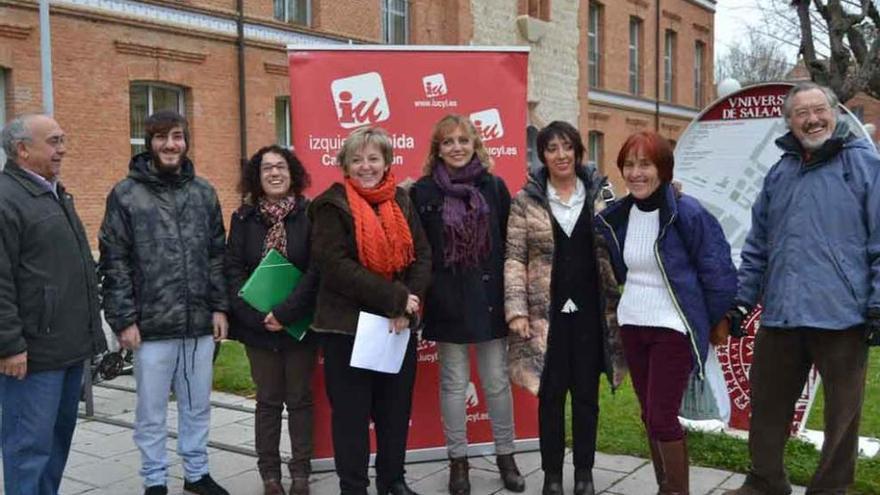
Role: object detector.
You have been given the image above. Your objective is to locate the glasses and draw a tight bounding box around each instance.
[792,105,831,120]
[45,135,67,148]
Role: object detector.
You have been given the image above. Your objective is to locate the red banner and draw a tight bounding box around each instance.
[288,46,537,462]
[287,47,529,193]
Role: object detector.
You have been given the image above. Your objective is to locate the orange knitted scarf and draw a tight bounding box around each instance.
[344,173,414,280]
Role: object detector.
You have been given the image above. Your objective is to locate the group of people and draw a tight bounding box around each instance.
[0,81,877,495]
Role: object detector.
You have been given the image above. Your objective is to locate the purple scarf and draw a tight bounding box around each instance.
[432,157,491,268]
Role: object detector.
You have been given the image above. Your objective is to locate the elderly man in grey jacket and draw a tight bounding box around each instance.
[0,114,107,494]
[724,82,880,495]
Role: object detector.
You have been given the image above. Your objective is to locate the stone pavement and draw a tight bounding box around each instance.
[0,375,807,495]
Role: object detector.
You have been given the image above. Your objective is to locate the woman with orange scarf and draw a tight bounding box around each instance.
[309,126,431,495]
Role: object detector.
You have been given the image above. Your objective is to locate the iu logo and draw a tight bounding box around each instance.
[331,72,391,129]
[470,109,504,142]
[422,73,447,98]
[465,382,479,409]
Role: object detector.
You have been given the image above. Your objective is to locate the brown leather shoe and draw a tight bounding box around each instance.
[263,478,285,495]
[289,477,309,495]
[496,454,525,492]
[448,457,470,495]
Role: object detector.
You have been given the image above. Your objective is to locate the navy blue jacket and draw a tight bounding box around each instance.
[595,183,737,373]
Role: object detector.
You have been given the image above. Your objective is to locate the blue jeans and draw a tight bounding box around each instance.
[1,362,85,495]
[134,336,214,488]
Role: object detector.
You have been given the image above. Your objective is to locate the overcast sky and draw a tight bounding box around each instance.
[715,0,767,60]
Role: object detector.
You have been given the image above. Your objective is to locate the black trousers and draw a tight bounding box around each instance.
[539,310,603,473]
[322,332,418,495]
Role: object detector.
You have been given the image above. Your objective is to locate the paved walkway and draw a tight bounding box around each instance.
[0,375,806,495]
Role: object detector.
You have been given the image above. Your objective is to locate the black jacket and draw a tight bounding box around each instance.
[409,173,511,343]
[225,199,318,350]
[0,162,106,371]
[98,153,228,341]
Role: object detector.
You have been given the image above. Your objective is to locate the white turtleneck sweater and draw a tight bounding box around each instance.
[616,206,688,334]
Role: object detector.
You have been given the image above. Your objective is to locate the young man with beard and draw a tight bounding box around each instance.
[99,111,229,495]
[722,82,880,495]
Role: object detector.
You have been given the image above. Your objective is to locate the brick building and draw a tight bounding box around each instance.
[0,0,715,239]
[583,0,716,190]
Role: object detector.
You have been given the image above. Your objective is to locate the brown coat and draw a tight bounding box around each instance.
[504,169,626,395]
[308,183,432,335]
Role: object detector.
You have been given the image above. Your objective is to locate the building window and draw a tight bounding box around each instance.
[587,2,602,88]
[588,131,604,167]
[130,83,185,155]
[381,0,408,44]
[664,30,676,102]
[521,0,550,21]
[629,17,642,95]
[275,97,291,148]
[274,0,309,25]
[694,41,705,107]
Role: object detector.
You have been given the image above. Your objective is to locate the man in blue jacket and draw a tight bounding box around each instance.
[724,82,880,494]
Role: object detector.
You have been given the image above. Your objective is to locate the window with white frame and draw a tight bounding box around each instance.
[275,96,292,149]
[629,17,642,95]
[588,131,604,167]
[274,0,309,25]
[664,30,676,102]
[130,83,185,155]
[382,0,408,44]
[587,2,602,88]
[694,41,705,107]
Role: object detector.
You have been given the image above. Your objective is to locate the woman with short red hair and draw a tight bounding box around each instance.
[595,132,737,495]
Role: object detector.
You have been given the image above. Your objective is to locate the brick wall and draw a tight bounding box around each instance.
[470,0,581,126]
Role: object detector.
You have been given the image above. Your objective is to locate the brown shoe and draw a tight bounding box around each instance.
[448,457,470,495]
[289,477,309,495]
[656,438,689,495]
[263,478,285,495]
[497,454,525,492]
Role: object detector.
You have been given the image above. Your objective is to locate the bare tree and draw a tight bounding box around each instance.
[781,0,880,102]
[716,30,794,85]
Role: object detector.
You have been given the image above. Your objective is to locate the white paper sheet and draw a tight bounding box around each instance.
[349,311,410,374]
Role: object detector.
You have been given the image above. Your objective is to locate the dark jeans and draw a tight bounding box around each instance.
[245,342,317,480]
[539,311,602,473]
[620,325,693,442]
[745,327,868,495]
[322,332,418,495]
[1,362,84,495]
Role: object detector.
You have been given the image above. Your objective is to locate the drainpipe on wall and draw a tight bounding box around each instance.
[40,0,54,115]
[654,0,660,131]
[237,0,247,161]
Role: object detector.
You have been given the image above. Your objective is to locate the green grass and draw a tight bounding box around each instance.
[592,348,880,495]
[212,340,256,396]
[213,340,880,493]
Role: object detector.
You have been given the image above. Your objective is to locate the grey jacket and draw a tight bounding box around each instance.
[0,161,106,371]
[99,153,228,341]
[738,125,880,329]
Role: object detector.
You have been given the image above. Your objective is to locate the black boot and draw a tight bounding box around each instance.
[448,457,470,495]
[542,471,563,495]
[496,454,525,492]
[379,479,421,495]
[574,468,595,495]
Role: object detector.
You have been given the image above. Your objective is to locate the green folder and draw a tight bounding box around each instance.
[238,248,312,341]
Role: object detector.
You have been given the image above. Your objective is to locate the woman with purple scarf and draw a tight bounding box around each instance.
[410,115,524,495]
